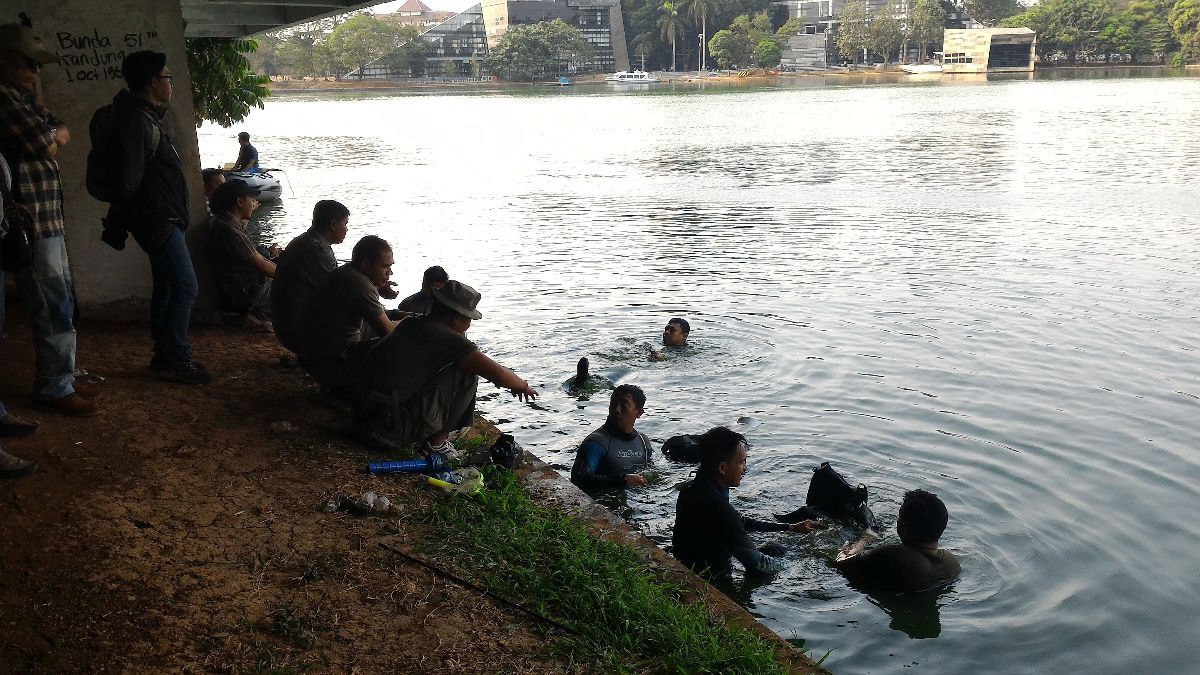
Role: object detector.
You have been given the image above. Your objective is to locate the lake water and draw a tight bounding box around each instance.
[199,72,1200,673]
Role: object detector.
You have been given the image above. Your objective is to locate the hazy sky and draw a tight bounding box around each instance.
[369,0,474,14]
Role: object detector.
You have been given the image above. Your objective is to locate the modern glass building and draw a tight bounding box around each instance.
[353,0,627,78]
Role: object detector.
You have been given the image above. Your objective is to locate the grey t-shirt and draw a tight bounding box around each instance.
[360,316,477,402]
[296,263,383,362]
[271,229,337,352]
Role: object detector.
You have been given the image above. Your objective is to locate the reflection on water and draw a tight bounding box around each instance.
[200,72,1200,673]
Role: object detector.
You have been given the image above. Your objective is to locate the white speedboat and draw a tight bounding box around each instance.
[900,64,943,74]
[225,170,283,203]
[605,70,660,84]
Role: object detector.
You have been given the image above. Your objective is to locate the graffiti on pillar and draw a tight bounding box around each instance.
[54,29,160,84]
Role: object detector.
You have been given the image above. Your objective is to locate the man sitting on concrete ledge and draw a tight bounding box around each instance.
[397,265,448,316]
[270,199,349,354]
[673,427,825,577]
[353,280,537,455]
[207,179,273,330]
[295,235,398,395]
[570,385,652,489]
[834,488,960,593]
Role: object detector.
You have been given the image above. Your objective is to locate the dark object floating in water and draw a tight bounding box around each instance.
[564,356,614,398]
[775,461,878,531]
[662,434,701,462]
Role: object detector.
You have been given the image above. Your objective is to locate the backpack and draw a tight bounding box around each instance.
[86,104,159,203]
[775,462,878,531]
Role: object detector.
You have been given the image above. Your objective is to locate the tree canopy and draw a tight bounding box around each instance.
[185,38,270,128]
[326,13,401,78]
[485,19,593,81]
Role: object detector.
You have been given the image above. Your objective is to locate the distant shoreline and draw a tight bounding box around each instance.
[265,64,1190,95]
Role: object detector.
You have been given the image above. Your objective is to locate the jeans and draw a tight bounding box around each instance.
[14,235,77,399]
[147,227,197,363]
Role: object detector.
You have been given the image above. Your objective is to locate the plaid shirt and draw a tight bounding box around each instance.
[0,83,64,240]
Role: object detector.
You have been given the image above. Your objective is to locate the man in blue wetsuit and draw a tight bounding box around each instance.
[673,426,825,576]
[571,385,652,489]
[231,131,259,173]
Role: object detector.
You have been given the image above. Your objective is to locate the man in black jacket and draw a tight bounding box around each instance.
[107,50,206,384]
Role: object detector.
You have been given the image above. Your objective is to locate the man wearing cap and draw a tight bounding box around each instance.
[106,50,205,384]
[296,235,401,395]
[0,23,100,416]
[354,280,538,454]
[271,199,349,354]
[397,265,448,316]
[207,179,274,329]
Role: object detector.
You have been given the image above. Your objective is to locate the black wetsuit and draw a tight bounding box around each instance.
[673,474,791,576]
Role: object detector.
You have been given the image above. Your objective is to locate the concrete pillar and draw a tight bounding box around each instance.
[1,0,210,319]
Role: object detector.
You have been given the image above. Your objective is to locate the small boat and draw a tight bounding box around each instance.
[605,70,660,84]
[225,170,283,203]
[900,63,943,74]
[557,76,572,86]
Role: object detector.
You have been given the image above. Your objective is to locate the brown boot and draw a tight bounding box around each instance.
[33,393,99,417]
[73,380,102,400]
[0,448,38,479]
[0,413,39,438]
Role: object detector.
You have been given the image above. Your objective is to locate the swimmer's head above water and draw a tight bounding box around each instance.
[573,357,590,386]
[663,318,690,347]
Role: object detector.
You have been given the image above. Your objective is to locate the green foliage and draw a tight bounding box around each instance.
[185,38,270,128]
[1171,0,1200,60]
[775,17,804,41]
[867,12,903,63]
[383,25,430,77]
[835,0,870,62]
[963,0,1023,26]
[1002,0,1112,61]
[706,11,780,68]
[326,13,400,78]
[485,19,594,81]
[419,467,789,672]
[275,33,319,76]
[907,0,947,63]
[755,38,782,67]
[659,1,687,69]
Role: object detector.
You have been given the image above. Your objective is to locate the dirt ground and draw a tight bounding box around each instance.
[0,307,564,672]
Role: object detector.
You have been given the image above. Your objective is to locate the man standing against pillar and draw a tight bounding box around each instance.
[0,23,98,416]
[108,50,208,384]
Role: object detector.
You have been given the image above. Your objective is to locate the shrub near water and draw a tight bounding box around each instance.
[420,467,786,673]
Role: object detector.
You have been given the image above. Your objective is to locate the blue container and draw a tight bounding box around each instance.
[368,452,449,476]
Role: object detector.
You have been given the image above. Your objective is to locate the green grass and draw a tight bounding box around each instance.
[418,467,788,674]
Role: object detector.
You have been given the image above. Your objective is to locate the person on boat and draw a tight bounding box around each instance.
[650,317,689,361]
[206,179,274,330]
[397,265,448,316]
[672,426,825,577]
[353,280,537,455]
[834,489,960,593]
[271,199,348,354]
[570,385,652,489]
[231,131,259,173]
[295,235,401,397]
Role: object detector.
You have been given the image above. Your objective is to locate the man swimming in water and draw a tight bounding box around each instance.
[651,317,689,361]
[673,426,825,576]
[834,489,960,592]
[571,385,652,488]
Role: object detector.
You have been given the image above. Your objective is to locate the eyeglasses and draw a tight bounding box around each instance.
[155,74,173,82]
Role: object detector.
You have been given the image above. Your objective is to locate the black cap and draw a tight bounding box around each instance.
[210,178,260,212]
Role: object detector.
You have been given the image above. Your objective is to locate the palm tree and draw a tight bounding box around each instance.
[685,0,722,70]
[659,1,686,71]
